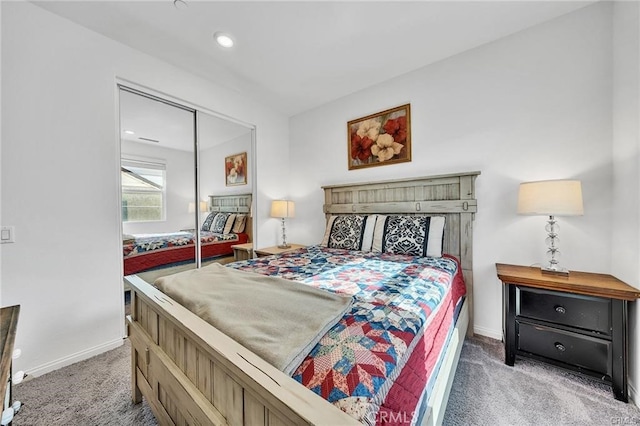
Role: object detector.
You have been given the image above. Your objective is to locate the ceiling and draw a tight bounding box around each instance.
[120,89,251,151]
[35,1,594,117]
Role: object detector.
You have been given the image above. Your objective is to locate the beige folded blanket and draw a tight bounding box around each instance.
[154,263,352,375]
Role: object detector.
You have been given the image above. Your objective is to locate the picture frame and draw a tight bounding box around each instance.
[347,103,411,170]
[224,152,247,186]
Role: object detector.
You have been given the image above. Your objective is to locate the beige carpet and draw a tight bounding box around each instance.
[13,339,156,426]
[442,336,640,425]
[12,335,640,425]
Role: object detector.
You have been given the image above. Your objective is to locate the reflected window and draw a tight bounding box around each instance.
[121,158,166,222]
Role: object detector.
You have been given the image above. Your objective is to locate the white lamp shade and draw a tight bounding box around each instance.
[270,200,295,218]
[518,180,584,216]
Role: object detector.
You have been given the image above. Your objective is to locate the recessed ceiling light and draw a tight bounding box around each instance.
[214,32,234,49]
[124,130,135,135]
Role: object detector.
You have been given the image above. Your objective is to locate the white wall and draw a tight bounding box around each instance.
[289,2,613,339]
[612,0,640,406]
[121,140,196,234]
[0,2,288,375]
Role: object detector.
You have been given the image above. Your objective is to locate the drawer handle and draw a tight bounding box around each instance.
[555,342,566,352]
[554,305,566,314]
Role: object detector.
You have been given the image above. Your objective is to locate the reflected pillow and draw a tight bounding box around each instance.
[223,214,237,234]
[201,211,216,231]
[210,212,231,233]
[232,214,248,233]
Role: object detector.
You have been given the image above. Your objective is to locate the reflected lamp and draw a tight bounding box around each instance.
[518,179,584,276]
[188,201,208,213]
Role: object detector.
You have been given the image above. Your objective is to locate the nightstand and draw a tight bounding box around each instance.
[231,243,253,261]
[254,244,306,258]
[496,263,640,402]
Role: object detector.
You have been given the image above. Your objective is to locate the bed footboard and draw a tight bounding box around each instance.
[125,274,358,426]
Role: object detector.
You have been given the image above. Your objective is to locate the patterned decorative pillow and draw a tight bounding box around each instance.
[210,212,231,233]
[372,215,445,257]
[320,215,368,251]
[201,211,216,231]
[232,214,248,233]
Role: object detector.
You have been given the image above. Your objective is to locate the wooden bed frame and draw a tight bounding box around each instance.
[126,171,479,425]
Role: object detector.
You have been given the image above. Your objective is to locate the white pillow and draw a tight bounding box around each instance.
[360,215,378,252]
[425,216,446,257]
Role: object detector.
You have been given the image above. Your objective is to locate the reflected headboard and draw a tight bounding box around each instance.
[322,171,479,335]
[208,193,253,242]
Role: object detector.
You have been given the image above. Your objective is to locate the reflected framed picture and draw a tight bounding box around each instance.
[347,103,411,170]
[225,152,247,186]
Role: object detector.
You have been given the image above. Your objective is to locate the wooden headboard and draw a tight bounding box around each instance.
[208,193,253,242]
[322,171,480,335]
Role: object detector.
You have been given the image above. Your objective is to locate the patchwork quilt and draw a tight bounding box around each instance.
[228,245,465,425]
[123,231,239,258]
[123,231,247,275]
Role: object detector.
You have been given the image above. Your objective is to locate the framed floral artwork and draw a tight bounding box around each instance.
[225,152,247,186]
[348,104,411,170]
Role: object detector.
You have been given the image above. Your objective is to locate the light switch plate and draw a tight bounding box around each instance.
[1,226,15,243]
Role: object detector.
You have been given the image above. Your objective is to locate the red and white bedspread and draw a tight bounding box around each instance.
[228,245,466,425]
[123,230,248,275]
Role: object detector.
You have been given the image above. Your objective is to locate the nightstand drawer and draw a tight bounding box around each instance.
[518,287,612,335]
[518,321,611,375]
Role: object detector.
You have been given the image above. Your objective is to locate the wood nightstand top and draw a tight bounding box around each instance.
[254,244,305,257]
[496,263,640,301]
[231,242,253,250]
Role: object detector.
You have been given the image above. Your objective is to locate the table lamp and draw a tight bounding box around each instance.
[270,200,295,248]
[517,179,583,276]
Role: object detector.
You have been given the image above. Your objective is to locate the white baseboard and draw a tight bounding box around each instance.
[473,325,502,341]
[26,338,124,378]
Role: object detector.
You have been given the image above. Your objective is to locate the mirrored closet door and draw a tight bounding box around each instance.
[197,111,254,266]
[119,87,198,281]
[118,86,256,287]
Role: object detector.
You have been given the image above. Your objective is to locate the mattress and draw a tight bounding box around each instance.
[227,245,465,425]
[123,230,248,275]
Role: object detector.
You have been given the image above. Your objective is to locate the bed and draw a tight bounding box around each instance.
[126,171,479,425]
[123,194,252,275]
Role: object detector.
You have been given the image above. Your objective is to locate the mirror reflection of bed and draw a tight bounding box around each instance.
[126,193,253,284]
[118,87,255,314]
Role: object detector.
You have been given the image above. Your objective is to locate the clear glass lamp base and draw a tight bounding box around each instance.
[541,215,570,276]
[278,218,290,249]
[541,266,569,276]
